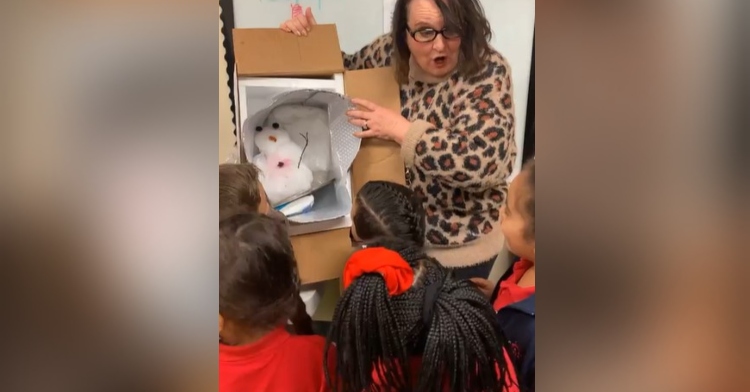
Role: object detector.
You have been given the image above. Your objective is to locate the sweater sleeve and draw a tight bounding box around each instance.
[400,57,517,192]
[342,34,393,70]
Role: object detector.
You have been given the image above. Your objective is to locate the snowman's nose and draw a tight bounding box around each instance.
[269,136,277,142]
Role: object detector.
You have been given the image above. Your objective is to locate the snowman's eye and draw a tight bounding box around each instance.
[277,161,284,168]
[272,123,280,129]
[255,126,262,132]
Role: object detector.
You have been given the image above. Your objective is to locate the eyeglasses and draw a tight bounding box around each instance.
[406,26,461,43]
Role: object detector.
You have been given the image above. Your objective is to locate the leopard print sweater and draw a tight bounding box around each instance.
[344,35,517,268]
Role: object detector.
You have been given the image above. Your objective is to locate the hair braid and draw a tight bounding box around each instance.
[327,237,514,392]
[354,181,426,247]
[325,274,409,392]
[383,181,425,245]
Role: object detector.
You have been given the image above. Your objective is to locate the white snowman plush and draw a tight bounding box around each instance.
[252,122,314,206]
[267,105,331,173]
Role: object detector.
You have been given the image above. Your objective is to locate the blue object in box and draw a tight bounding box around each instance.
[275,195,315,217]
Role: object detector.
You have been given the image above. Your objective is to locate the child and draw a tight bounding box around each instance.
[350,180,426,247]
[219,163,313,335]
[325,236,519,392]
[219,212,333,392]
[219,163,271,217]
[472,159,535,391]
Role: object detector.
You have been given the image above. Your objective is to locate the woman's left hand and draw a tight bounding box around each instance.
[347,98,411,144]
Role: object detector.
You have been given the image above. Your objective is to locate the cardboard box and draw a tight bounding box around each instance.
[232,25,405,283]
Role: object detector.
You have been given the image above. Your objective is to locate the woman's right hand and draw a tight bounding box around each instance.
[279,7,317,36]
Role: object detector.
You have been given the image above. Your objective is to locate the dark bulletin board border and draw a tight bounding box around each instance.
[523,34,535,162]
[220,0,237,137]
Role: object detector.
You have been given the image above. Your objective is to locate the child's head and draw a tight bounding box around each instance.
[219,163,271,218]
[351,181,426,247]
[501,159,536,261]
[326,237,512,392]
[219,212,298,343]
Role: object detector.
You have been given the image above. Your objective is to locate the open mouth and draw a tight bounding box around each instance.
[433,56,447,66]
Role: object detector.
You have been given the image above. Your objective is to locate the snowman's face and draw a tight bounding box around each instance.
[254,122,291,153]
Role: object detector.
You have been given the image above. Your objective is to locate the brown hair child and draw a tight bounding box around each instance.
[219,163,313,335]
[219,163,270,217]
[219,212,333,392]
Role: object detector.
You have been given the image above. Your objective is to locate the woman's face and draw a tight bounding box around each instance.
[405,0,462,79]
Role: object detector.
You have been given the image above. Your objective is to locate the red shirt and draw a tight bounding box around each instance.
[220,326,334,392]
[493,259,536,312]
[372,349,520,392]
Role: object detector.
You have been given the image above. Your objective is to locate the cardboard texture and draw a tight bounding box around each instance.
[233,25,345,77]
[233,26,404,283]
[344,67,407,198]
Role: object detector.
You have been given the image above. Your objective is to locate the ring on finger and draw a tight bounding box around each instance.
[362,120,369,131]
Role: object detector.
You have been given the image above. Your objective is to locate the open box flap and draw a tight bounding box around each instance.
[292,67,405,284]
[345,67,406,195]
[233,25,345,77]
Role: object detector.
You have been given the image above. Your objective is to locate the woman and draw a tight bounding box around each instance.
[281,0,516,279]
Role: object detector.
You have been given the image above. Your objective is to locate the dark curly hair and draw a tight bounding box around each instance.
[390,0,494,84]
[521,159,535,239]
[219,212,298,330]
[324,237,514,392]
[353,181,426,247]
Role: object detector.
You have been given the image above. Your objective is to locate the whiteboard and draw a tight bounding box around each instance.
[234,0,534,172]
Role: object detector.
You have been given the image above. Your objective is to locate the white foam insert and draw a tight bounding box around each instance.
[234,73,354,236]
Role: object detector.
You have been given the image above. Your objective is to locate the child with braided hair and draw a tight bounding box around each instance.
[325,237,519,392]
[350,181,426,247]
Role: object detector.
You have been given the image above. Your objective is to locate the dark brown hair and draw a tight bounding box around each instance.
[219,212,298,329]
[353,181,426,246]
[219,163,262,217]
[521,158,535,239]
[390,0,493,84]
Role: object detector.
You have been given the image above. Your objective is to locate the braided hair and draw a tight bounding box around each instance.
[325,237,514,392]
[353,181,426,246]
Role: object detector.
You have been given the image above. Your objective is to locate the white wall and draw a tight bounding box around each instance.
[234,0,534,171]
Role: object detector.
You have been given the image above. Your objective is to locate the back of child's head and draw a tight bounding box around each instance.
[219,163,264,218]
[502,159,535,260]
[522,159,535,238]
[326,237,512,392]
[219,212,297,330]
[352,181,426,246]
